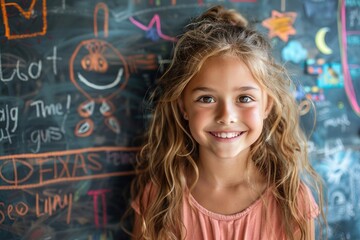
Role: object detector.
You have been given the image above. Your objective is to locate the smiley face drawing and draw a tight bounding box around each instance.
[69,3,129,137]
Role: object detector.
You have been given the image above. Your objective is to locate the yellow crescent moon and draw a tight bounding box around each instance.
[315,27,333,55]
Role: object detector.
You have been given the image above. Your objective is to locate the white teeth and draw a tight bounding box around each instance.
[213,132,241,139]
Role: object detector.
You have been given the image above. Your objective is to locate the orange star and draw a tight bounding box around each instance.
[262,10,297,42]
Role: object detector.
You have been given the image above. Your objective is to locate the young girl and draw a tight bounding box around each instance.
[131,5,324,240]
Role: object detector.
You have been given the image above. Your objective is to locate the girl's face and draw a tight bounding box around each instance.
[180,54,272,161]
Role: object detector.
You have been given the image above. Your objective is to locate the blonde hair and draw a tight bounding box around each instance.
[131,5,325,240]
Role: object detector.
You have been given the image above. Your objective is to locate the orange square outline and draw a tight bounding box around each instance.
[1,0,47,40]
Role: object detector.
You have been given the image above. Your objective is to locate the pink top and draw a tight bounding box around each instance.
[133,183,319,240]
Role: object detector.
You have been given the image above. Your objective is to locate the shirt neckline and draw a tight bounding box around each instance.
[187,187,271,221]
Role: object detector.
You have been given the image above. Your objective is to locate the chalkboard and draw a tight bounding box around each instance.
[0,0,359,239]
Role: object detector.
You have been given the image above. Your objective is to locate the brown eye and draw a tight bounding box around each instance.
[198,96,215,103]
[239,96,253,103]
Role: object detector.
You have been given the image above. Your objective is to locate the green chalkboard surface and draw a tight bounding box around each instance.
[0,0,359,239]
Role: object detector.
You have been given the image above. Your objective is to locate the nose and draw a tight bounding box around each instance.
[216,100,238,125]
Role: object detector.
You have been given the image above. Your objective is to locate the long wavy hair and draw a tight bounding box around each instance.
[131,5,325,240]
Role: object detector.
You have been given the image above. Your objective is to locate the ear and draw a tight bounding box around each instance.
[263,95,273,119]
[177,98,188,120]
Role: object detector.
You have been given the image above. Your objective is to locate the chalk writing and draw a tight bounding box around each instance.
[106,151,136,166]
[29,126,64,153]
[88,189,110,228]
[0,201,29,224]
[0,50,42,82]
[0,191,75,225]
[347,0,360,7]
[349,7,360,28]
[46,46,62,75]
[36,192,73,224]
[327,150,351,184]
[30,96,71,118]
[347,35,360,44]
[0,46,61,83]
[324,138,345,159]
[0,147,138,190]
[0,104,18,144]
[323,114,351,131]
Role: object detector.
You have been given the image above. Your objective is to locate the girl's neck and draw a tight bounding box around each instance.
[196,150,263,189]
[188,151,268,215]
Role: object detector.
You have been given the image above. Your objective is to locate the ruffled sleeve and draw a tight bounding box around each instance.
[131,182,156,214]
[298,182,320,220]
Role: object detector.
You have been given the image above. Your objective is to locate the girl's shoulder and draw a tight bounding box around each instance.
[297,182,320,219]
[131,181,158,214]
[268,182,319,219]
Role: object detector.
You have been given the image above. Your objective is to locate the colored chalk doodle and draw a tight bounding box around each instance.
[69,3,157,137]
[262,10,297,42]
[315,27,333,55]
[318,63,344,88]
[129,14,177,42]
[281,40,307,63]
[295,85,325,102]
[69,3,128,137]
[339,0,360,115]
[0,0,47,39]
[305,58,325,75]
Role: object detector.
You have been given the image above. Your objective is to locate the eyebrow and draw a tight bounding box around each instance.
[191,86,259,93]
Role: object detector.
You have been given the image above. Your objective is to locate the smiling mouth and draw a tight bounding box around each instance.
[210,132,244,139]
[77,68,124,90]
